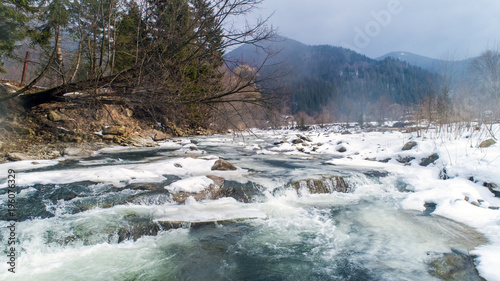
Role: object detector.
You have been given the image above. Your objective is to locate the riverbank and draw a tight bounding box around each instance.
[0,80,218,163]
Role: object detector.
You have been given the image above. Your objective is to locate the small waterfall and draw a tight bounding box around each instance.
[291,176,350,194]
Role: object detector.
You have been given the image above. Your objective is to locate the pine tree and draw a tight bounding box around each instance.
[0,0,32,73]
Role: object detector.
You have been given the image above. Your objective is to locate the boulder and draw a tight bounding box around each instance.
[402,141,417,151]
[63,147,93,157]
[296,134,312,142]
[170,175,227,203]
[341,131,352,135]
[51,150,61,158]
[7,152,30,161]
[429,249,484,281]
[222,180,266,203]
[484,182,500,197]
[378,158,392,163]
[153,131,168,141]
[423,202,437,215]
[419,153,439,166]
[479,139,496,148]
[102,126,126,136]
[211,159,237,171]
[397,155,415,164]
[47,110,64,122]
[129,136,157,147]
[292,138,304,144]
[337,146,347,153]
[102,135,115,141]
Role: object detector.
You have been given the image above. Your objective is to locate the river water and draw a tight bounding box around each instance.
[0,133,487,280]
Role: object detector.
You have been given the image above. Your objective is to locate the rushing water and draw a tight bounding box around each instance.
[0,134,487,280]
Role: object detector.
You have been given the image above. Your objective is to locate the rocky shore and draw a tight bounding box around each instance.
[0,80,217,163]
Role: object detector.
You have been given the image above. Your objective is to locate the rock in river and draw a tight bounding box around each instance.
[429,249,485,281]
[169,175,228,203]
[211,158,237,171]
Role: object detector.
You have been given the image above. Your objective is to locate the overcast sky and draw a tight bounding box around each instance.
[249,0,500,59]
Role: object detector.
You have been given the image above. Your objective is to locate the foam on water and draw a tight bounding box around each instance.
[0,176,487,280]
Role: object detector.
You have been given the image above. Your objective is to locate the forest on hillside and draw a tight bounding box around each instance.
[226,38,440,123]
[226,36,500,128]
[0,0,276,132]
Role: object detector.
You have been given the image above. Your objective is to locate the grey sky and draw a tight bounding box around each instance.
[250,0,500,59]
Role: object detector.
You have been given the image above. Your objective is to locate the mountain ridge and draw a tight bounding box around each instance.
[225,36,439,121]
[376,51,475,79]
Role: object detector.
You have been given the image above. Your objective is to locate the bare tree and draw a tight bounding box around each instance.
[470,47,500,140]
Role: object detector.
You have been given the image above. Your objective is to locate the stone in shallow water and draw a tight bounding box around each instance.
[222,180,265,203]
[423,202,437,215]
[169,175,227,203]
[211,159,237,171]
[363,170,389,178]
[429,248,485,281]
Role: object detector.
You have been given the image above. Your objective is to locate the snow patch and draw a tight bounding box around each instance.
[165,176,214,193]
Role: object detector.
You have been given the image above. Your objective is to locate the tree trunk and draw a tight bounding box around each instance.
[18,68,134,108]
[55,24,65,84]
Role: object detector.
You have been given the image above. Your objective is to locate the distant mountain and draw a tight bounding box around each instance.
[225,37,439,120]
[376,51,474,80]
[376,52,442,72]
